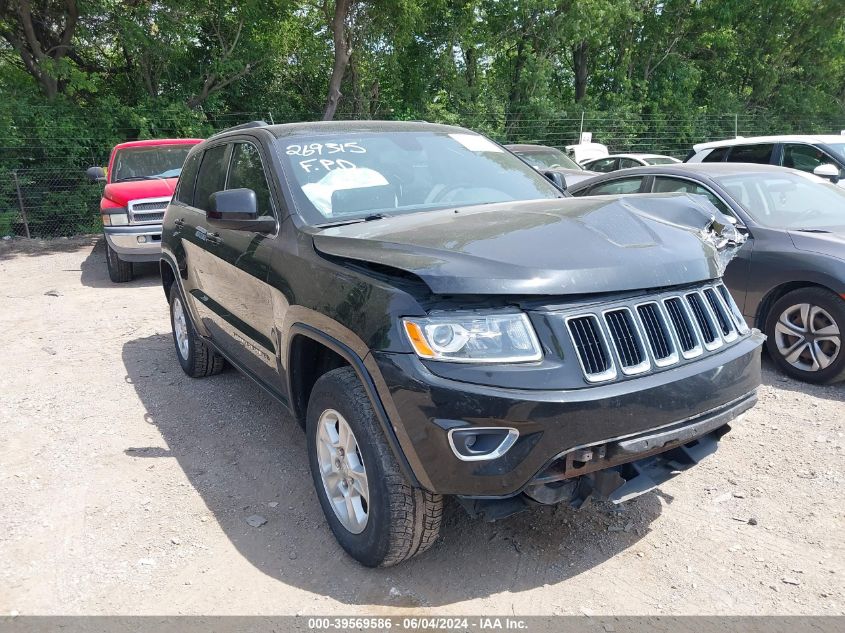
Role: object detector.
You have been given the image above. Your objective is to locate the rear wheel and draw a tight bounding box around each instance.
[168,284,225,378]
[105,242,133,283]
[765,287,845,384]
[306,366,443,567]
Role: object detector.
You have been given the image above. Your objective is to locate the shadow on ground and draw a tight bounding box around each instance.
[760,354,844,403]
[80,236,160,288]
[122,333,662,607]
[0,235,99,261]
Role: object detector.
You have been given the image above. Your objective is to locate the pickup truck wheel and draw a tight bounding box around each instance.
[105,243,133,283]
[306,366,443,567]
[765,287,845,384]
[168,284,225,378]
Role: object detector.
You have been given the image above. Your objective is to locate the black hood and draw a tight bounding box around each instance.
[313,194,743,295]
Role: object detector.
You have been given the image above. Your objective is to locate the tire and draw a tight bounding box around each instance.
[168,283,225,378]
[306,366,443,567]
[106,242,133,283]
[765,287,845,384]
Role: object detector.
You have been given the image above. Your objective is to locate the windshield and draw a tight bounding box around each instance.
[112,146,194,182]
[643,156,679,165]
[277,131,562,225]
[514,148,582,171]
[714,171,845,229]
[823,142,845,163]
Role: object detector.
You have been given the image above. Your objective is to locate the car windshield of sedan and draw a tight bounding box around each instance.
[276,132,562,225]
[112,146,193,182]
[824,142,845,163]
[714,171,845,229]
[515,148,582,171]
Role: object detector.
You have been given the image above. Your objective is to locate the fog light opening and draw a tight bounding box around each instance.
[136,235,148,244]
[448,427,519,462]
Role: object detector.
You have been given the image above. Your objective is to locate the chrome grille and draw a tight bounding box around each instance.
[564,282,748,383]
[128,197,170,225]
[567,315,615,382]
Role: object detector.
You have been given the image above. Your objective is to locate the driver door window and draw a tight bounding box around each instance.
[781,144,841,177]
[652,177,734,217]
[589,158,618,173]
[227,143,276,218]
[588,177,644,195]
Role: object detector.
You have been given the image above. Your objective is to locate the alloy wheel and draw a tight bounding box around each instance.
[172,296,190,361]
[316,408,370,534]
[774,302,841,372]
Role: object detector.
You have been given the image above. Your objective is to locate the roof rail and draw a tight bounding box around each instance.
[209,120,269,139]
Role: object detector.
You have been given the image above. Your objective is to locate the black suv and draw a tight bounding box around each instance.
[160,121,764,567]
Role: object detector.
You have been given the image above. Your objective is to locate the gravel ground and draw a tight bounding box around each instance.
[0,237,843,616]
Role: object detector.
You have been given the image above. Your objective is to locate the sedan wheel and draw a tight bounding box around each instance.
[766,288,845,384]
[774,303,840,372]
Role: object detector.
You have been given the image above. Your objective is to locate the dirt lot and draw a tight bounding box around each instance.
[0,237,842,616]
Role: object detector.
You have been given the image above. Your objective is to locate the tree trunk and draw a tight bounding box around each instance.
[572,40,589,103]
[323,0,354,121]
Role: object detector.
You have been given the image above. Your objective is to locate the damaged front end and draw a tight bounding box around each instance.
[457,392,756,522]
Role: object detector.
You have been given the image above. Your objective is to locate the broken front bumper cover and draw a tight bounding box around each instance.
[457,390,755,521]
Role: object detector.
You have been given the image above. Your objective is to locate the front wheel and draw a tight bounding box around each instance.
[306,366,443,567]
[105,242,133,283]
[765,287,845,384]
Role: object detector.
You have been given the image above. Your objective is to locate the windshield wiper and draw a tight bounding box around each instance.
[794,228,831,233]
[318,213,390,228]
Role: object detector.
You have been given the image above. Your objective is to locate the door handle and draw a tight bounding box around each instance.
[206,232,223,245]
[173,218,185,228]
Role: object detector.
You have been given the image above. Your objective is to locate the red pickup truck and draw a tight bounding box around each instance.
[88,138,202,282]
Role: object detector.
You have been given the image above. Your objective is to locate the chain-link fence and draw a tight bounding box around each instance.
[2,111,844,239]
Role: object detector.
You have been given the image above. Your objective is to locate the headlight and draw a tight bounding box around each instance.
[402,313,542,363]
[102,211,128,226]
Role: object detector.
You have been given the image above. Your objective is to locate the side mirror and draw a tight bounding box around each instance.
[543,170,567,191]
[86,166,106,183]
[207,188,275,232]
[813,164,840,184]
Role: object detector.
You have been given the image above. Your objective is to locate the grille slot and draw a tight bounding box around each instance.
[604,309,647,372]
[637,303,675,363]
[686,292,717,345]
[704,287,734,337]
[132,211,165,223]
[717,284,749,333]
[665,297,698,354]
[567,316,614,381]
[132,201,168,212]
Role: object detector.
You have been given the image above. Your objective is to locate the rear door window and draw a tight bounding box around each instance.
[227,142,276,218]
[174,151,201,205]
[725,144,775,165]
[193,145,230,212]
[588,177,645,195]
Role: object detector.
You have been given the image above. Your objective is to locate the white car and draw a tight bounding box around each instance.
[581,153,680,173]
[687,135,845,187]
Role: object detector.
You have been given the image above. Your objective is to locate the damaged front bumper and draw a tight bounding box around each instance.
[371,330,764,513]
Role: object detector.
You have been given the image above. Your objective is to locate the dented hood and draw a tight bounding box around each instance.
[313,194,744,295]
